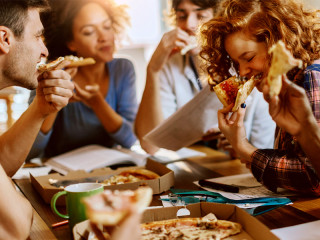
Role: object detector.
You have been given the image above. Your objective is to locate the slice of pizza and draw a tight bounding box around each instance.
[37,55,96,74]
[83,187,153,226]
[37,57,65,73]
[267,40,303,97]
[181,36,198,55]
[102,169,160,186]
[213,76,256,112]
[64,55,96,67]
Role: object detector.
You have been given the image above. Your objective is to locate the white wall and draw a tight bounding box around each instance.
[304,0,320,9]
[116,0,168,102]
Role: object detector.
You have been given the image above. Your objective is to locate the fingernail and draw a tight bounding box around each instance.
[241,103,246,108]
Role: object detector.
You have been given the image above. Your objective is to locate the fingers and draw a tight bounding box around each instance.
[202,128,221,141]
[39,69,74,109]
[235,104,246,124]
[85,84,100,92]
[110,210,142,240]
[219,104,233,114]
[262,83,271,102]
[64,66,78,78]
[217,104,233,130]
[90,222,108,240]
[55,59,72,70]
[282,76,306,98]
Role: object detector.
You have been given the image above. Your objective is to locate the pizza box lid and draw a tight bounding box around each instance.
[73,202,279,240]
[30,158,174,205]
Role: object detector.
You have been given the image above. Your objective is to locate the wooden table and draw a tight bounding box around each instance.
[14,146,320,239]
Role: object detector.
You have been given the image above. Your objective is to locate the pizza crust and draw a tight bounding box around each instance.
[267,40,303,97]
[64,55,96,67]
[232,76,256,111]
[37,57,65,73]
[181,36,198,55]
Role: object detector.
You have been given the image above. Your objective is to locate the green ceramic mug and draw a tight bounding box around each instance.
[51,183,103,230]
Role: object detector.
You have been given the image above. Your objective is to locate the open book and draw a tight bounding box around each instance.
[44,145,146,175]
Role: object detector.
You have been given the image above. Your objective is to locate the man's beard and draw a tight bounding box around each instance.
[3,43,38,90]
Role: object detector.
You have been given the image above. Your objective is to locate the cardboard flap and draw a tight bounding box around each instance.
[73,220,91,240]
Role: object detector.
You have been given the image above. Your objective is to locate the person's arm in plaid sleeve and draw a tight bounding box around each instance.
[250,68,320,195]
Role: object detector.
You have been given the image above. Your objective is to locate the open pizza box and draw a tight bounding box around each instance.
[73,202,279,240]
[30,158,174,205]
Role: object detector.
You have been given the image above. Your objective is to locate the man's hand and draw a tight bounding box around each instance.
[90,208,141,240]
[263,76,314,137]
[34,60,74,117]
[148,28,193,72]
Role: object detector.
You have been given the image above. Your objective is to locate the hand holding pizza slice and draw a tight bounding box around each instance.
[213,76,256,112]
[267,40,303,97]
[83,187,153,226]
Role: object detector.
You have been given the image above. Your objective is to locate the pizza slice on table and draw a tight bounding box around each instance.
[267,40,303,97]
[213,75,256,112]
[101,169,160,186]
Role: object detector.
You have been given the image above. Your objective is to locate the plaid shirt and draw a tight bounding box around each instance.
[251,63,320,196]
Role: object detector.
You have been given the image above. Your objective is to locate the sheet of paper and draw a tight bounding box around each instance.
[143,85,222,151]
[194,173,296,200]
[271,220,320,240]
[130,143,206,164]
[12,166,52,179]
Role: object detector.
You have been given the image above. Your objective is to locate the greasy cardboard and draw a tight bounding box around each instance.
[73,202,279,240]
[30,158,174,205]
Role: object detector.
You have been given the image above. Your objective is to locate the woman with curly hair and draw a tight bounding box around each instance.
[200,0,320,195]
[135,0,275,156]
[27,0,138,159]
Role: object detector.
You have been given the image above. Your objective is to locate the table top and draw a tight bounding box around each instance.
[15,146,320,240]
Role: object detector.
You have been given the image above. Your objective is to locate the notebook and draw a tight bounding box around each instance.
[44,144,146,175]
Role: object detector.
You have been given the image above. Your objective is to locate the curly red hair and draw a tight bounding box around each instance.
[199,0,320,87]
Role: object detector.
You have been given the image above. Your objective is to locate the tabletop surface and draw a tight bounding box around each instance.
[15,145,320,240]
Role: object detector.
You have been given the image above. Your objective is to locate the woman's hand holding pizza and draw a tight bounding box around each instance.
[217,104,257,165]
[34,60,74,117]
[71,82,101,107]
[263,76,315,138]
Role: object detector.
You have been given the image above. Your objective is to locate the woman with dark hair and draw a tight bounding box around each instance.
[28,0,138,159]
[200,0,320,195]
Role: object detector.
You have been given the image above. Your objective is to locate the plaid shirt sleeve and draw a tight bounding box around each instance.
[250,65,320,196]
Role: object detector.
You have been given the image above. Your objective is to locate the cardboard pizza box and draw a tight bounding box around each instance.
[30,158,174,205]
[73,202,279,240]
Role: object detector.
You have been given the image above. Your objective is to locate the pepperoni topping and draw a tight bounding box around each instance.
[220,80,239,104]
